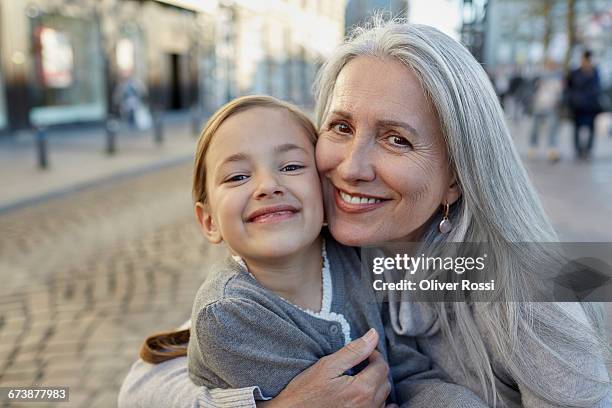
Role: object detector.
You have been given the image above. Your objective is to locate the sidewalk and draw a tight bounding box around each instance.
[508,112,612,243]
[0,113,201,213]
[1,111,610,214]
[507,112,612,161]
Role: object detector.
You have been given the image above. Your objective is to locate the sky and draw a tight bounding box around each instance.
[408,0,462,40]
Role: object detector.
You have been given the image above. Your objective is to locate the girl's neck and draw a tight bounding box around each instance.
[242,236,323,312]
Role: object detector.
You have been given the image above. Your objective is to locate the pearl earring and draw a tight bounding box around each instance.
[438,202,453,234]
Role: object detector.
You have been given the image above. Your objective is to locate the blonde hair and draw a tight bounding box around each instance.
[141,96,317,365]
[192,95,318,204]
[140,329,189,364]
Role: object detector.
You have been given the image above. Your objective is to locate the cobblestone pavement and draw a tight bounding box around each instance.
[0,162,225,407]
[0,122,611,407]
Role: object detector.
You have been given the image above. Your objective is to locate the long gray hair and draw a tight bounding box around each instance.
[314,19,609,406]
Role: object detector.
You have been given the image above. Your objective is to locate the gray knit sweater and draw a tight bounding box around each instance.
[187,239,394,399]
[119,242,611,407]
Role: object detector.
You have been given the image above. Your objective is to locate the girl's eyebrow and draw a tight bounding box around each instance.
[274,143,308,154]
[216,144,307,172]
[216,152,249,172]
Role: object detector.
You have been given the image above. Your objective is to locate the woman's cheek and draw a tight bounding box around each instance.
[315,136,338,174]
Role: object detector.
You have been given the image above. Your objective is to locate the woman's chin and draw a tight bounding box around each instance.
[328,221,372,247]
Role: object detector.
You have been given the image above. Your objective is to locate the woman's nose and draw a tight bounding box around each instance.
[336,138,375,183]
[253,171,285,199]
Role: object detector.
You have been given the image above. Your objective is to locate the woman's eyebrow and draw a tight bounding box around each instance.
[377,119,420,137]
[328,110,352,120]
[329,110,420,137]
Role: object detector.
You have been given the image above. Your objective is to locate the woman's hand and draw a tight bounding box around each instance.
[257,329,393,408]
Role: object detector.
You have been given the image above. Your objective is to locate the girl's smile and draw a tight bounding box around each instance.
[198,106,324,261]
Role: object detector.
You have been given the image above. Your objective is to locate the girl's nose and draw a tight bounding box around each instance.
[253,171,285,199]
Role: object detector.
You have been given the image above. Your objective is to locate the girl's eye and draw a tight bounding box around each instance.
[385,135,413,149]
[225,174,249,183]
[331,122,351,134]
[281,164,304,172]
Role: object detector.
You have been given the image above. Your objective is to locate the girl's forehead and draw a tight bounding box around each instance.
[206,109,315,168]
[219,108,311,144]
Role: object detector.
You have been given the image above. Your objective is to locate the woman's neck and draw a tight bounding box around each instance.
[242,236,324,312]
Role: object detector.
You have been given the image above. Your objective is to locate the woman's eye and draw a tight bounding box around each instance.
[331,122,351,134]
[226,174,249,183]
[385,135,412,149]
[281,164,304,172]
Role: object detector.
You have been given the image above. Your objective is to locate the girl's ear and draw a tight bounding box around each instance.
[195,202,223,244]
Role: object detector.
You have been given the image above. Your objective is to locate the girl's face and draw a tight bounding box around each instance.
[197,107,323,261]
[316,56,460,246]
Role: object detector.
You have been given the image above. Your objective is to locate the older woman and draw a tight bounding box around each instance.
[119,21,610,407]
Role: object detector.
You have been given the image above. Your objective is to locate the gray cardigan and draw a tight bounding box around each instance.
[119,242,611,407]
[187,238,395,399]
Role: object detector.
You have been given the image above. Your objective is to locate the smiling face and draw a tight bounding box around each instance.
[316,56,460,246]
[197,106,323,262]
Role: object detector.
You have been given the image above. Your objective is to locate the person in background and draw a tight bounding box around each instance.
[113,75,150,129]
[528,59,563,163]
[567,50,602,160]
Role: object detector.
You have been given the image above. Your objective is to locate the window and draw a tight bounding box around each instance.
[0,66,6,129]
[29,13,105,126]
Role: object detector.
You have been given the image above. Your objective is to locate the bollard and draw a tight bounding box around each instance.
[106,118,120,155]
[191,106,201,137]
[153,111,164,145]
[36,127,48,170]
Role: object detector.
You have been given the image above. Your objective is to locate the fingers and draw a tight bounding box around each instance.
[371,374,392,407]
[320,328,379,376]
[357,349,389,385]
[355,350,391,406]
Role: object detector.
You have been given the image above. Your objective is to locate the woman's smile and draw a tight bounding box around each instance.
[333,185,389,213]
[316,56,459,245]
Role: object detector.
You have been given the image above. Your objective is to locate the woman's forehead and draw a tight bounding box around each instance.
[328,56,435,128]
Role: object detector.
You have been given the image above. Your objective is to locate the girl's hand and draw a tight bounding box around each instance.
[257,329,393,408]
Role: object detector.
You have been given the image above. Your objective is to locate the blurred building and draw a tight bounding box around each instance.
[460,0,488,62]
[481,0,612,72]
[0,58,6,130]
[345,0,409,33]
[0,0,346,133]
[225,0,347,106]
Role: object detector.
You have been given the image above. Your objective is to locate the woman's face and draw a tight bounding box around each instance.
[316,56,460,246]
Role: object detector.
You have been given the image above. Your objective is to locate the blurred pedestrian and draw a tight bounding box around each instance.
[567,50,602,160]
[528,59,563,163]
[506,68,526,120]
[113,75,151,130]
[493,66,510,109]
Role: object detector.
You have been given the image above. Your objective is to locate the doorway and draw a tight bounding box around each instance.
[169,53,184,110]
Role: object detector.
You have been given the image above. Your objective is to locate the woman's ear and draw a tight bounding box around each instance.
[444,175,462,206]
[195,202,223,244]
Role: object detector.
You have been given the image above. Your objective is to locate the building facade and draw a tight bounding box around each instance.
[224,0,347,107]
[481,0,612,72]
[0,0,346,133]
[345,0,409,33]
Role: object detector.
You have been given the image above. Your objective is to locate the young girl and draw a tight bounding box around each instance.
[187,95,395,400]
